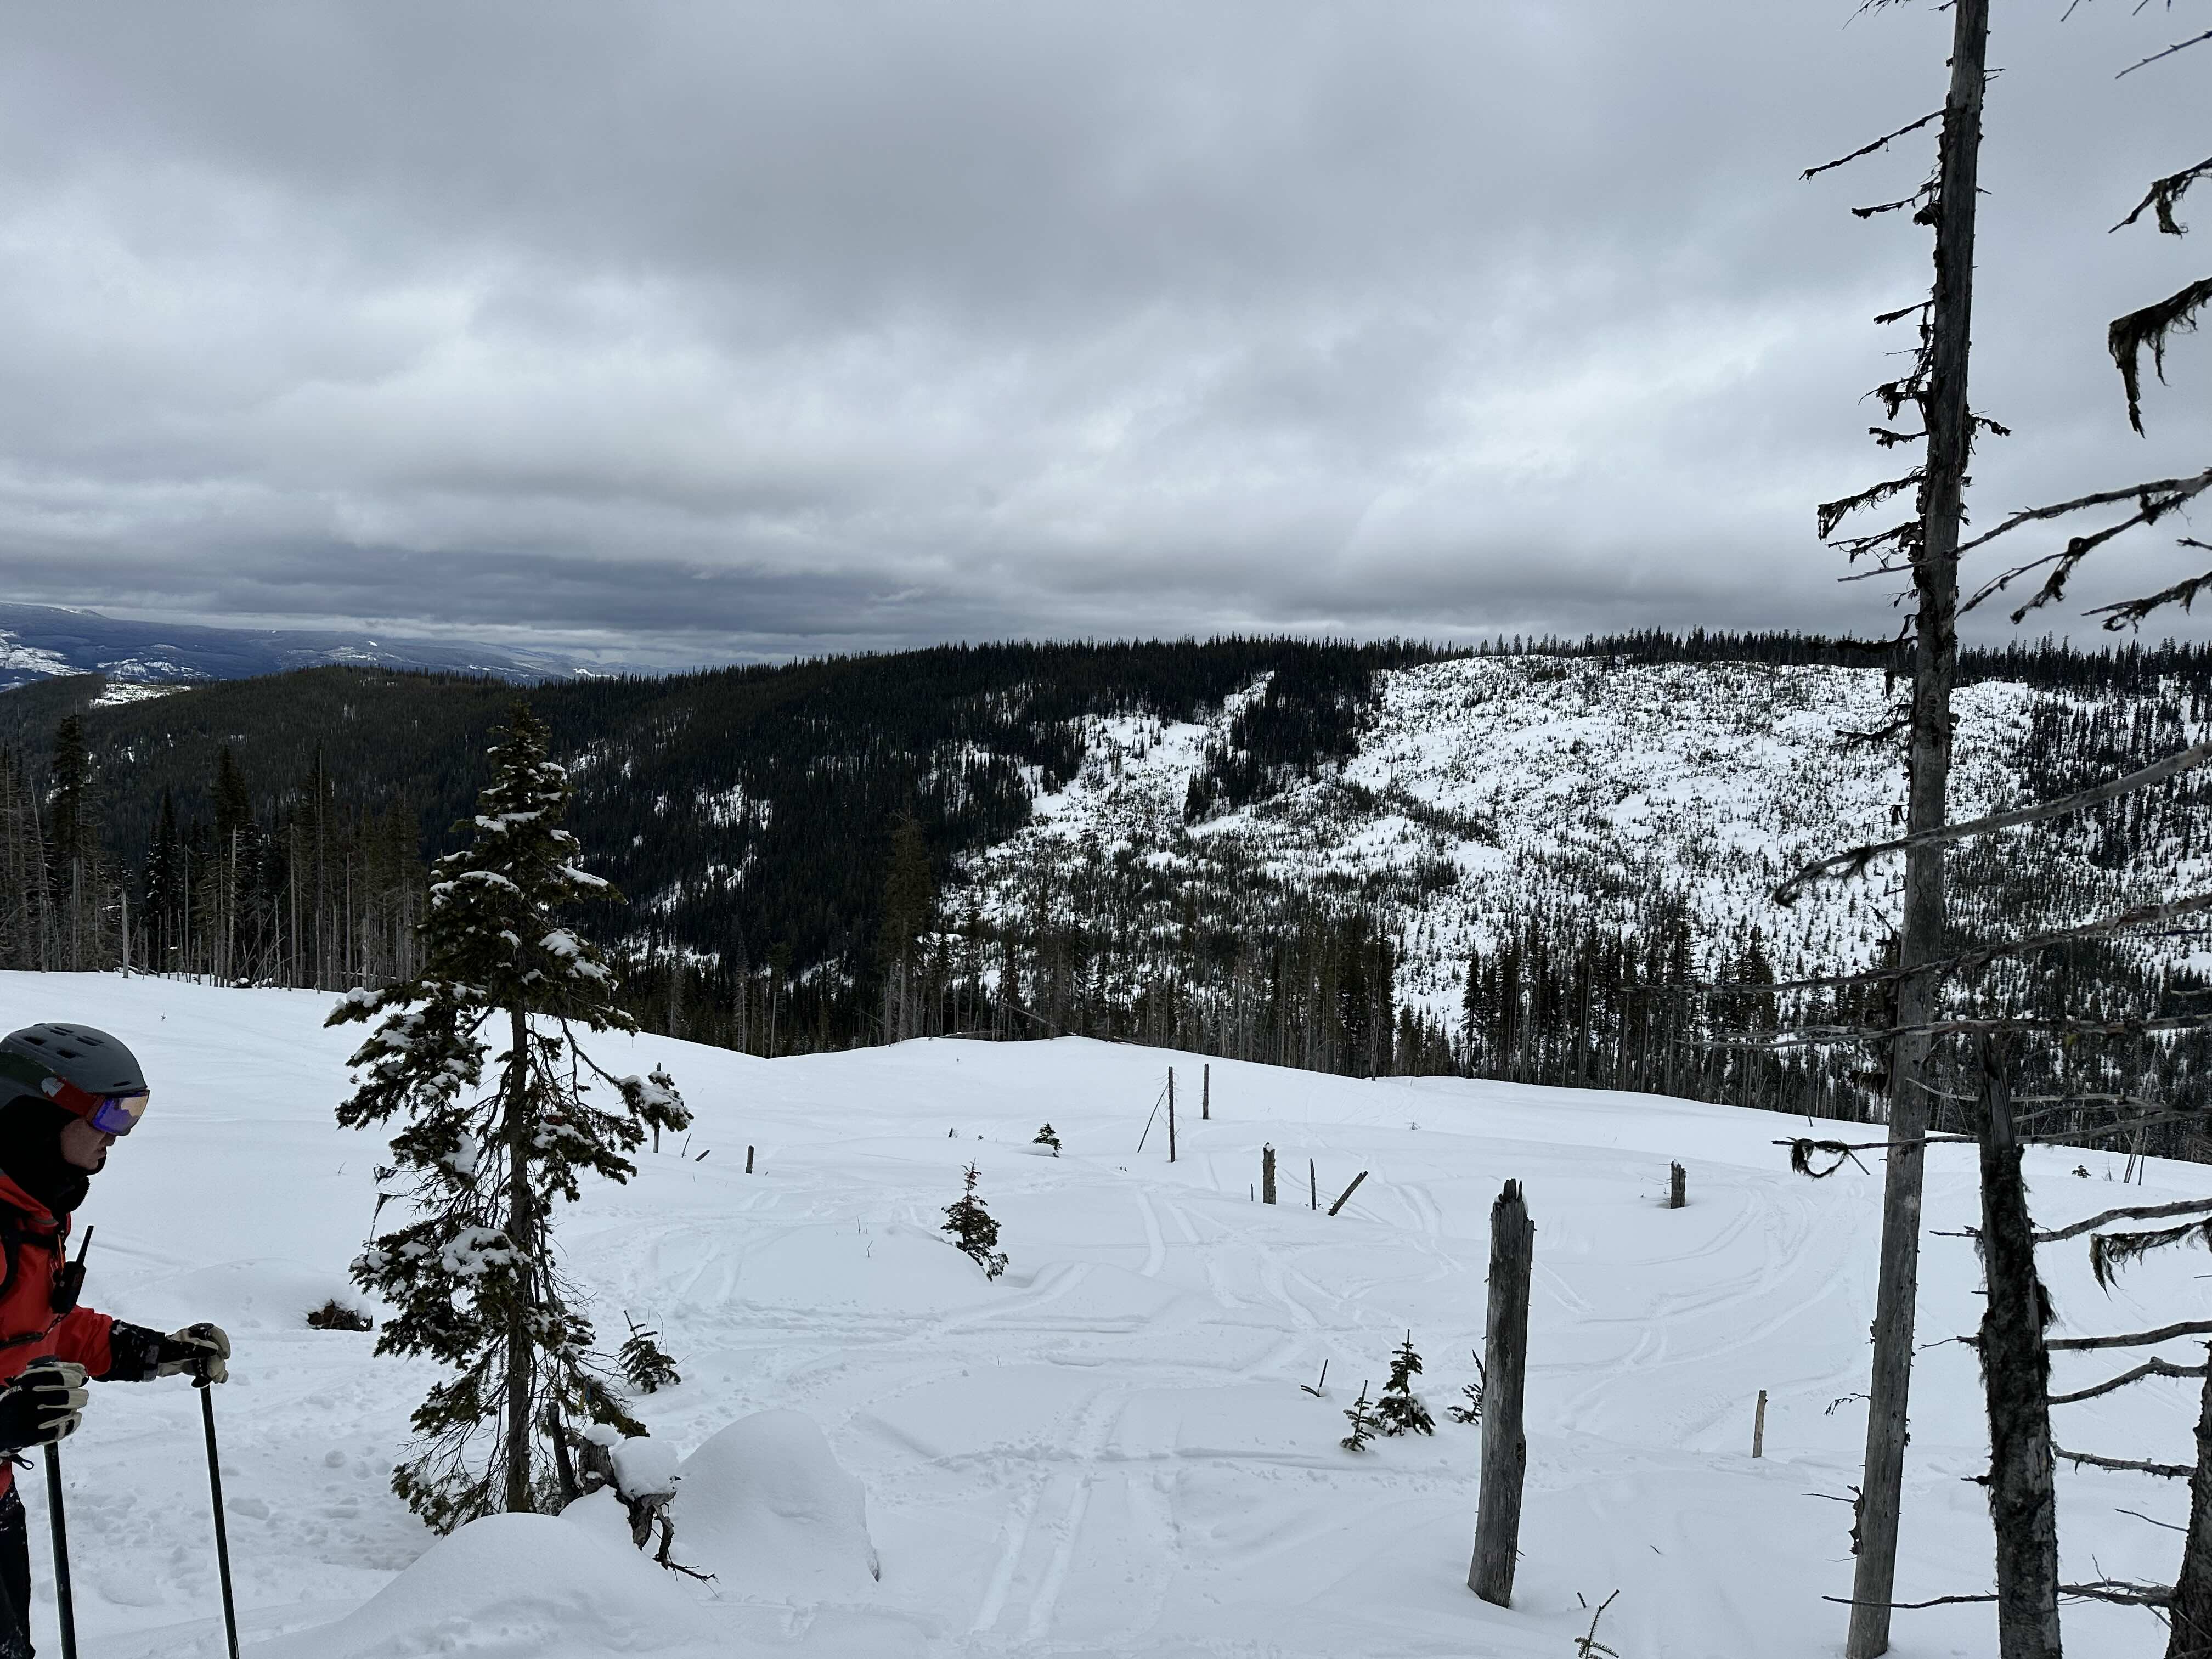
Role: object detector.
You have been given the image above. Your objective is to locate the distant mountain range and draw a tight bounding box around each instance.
[0,602,646,691]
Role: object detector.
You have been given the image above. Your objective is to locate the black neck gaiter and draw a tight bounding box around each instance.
[0,1097,92,1218]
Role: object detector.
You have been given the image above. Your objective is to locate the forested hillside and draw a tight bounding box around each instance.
[5,633,2212,1154]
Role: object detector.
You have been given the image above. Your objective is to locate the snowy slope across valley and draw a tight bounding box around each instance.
[964,655,2102,1017]
[1,972,2206,1656]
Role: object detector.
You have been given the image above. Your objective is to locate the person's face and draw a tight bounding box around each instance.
[58,1117,114,1173]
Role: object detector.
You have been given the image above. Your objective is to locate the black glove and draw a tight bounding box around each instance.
[153,1323,230,1386]
[0,1359,88,1452]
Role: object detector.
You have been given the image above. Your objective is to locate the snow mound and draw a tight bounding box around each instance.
[248,1511,723,1658]
[671,1410,883,1599]
[112,1257,359,1334]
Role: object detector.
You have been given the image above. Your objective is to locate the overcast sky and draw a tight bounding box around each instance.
[1,2,2205,667]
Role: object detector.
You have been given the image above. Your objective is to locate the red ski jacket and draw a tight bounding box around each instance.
[0,1171,117,1498]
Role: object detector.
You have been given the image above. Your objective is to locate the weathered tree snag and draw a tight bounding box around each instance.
[1168,1068,1177,1164]
[1975,1037,2063,1659]
[1327,1171,1369,1217]
[1262,1143,1276,1205]
[1203,1063,1210,1121]
[2165,1348,2212,1659]
[1669,1161,1686,1209]
[1754,1389,1768,1459]
[1470,1179,1534,1606]
[1849,6,1989,1652]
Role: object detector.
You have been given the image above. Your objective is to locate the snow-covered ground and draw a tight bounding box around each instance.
[3,970,2207,1657]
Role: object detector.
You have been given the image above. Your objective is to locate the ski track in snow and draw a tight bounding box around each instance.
[1,972,2204,1657]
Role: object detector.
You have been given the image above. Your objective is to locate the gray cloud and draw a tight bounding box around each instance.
[1,1,2205,663]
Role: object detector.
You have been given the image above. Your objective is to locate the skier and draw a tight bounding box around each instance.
[0,1023,230,1657]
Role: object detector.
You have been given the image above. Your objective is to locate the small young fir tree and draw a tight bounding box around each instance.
[1340,1381,1380,1452]
[1034,1123,1061,1154]
[942,1163,1008,1279]
[618,1313,681,1395]
[1446,1351,1486,1426]
[328,701,691,1531]
[1375,1332,1434,1436]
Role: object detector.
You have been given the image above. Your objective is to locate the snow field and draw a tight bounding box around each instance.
[2,970,2206,1656]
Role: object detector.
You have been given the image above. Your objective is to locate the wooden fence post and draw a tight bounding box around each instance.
[1753,1390,1767,1458]
[1326,1171,1369,1217]
[1168,1068,1177,1164]
[1470,1179,1533,1607]
[1310,1158,1318,1211]
[1203,1063,1210,1120]
[1262,1144,1277,1205]
[1669,1161,1686,1210]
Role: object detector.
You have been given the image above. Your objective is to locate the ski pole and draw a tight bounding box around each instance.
[42,1443,75,1659]
[200,1384,240,1659]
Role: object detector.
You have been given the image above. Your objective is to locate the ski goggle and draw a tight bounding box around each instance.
[44,1079,151,1136]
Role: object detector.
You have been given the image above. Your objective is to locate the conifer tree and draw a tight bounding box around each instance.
[1034,1123,1061,1155]
[1375,1332,1435,1436]
[617,1313,681,1395]
[941,1163,1008,1278]
[328,702,690,1531]
[1446,1351,1486,1426]
[1340,1382,1380,1452]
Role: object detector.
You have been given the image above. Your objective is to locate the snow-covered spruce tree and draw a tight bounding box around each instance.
[618,1313,681,1395]
[1375,1332,1434,1437]
[1034,1123,1060,1155]
[942,1163,1008,1278]
[328,702,691,1531]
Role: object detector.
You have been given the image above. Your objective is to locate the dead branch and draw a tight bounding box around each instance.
[2036,1197,2212,1245]
[2059,1577,2172,1606]
[2089,558,2212,630]
[2118,27,2212,78]
[2113,155,2212,237]
[2093,1218,2212,1288]
[1956,465,2212,560]
[2050,1356,2208,1407]
[1743,885,2212,985]
[1803,110,1943,180]
[1785,1139,1871,1178]
[2049,1321,2212,1354]
[2110,275,2212,433]
[2056,1444,2194,1477]
[1820,471,1926,540]
[1774,742,2212,902]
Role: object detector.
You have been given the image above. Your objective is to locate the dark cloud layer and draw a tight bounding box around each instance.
[2,2,2205,665]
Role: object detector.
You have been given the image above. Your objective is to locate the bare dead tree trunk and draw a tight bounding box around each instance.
[1974,1037,2063,1658]
[2168,1351,2212,1659]
[1849,5,1988,1651]
[1669,1161,1686,1209]
[1470,1179,1533,1606]
[1262,1143,1276,1205]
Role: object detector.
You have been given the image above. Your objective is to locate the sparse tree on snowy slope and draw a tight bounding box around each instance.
[328,702,690,1531]
[943,1163,1008,1278]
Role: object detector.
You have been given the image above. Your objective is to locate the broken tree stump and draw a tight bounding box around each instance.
[1669,1161,1685,1209]
[1470,1178,1533,1607]
[1262,1144,1277,1205]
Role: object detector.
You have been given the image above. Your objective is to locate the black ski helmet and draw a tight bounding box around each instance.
[0,1024,150,1127]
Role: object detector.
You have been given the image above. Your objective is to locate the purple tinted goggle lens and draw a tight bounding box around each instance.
[88,1092,149,1136]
